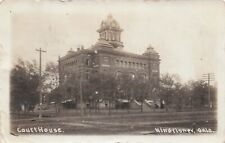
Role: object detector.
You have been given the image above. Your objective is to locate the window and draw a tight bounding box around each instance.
[121,61,123,65]
[112,34,115,41]
[110,32,113,40]
[67,87,72,94]
[86,59,90,66]
[106,32,109,40]
[124,61,127,66]
[86,70,89,80]
[116,71,122,78]
[100,33,103,39]
[129,62,131,67]
[152,63,158,69]
[103,56,109,63]
[116,34,119,41]
[64,74,68,80]
[104,32,106,39]
[141,73,147,81]
[130,73,135,79]
[152,63,158,73]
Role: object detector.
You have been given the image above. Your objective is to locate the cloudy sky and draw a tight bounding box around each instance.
[7,0,225,82]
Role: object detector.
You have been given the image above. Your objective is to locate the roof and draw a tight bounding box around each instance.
[94,46,159,60]
[95,39,114,49]
[60,45,160,62]
[97,14,123,32]
[60,48,93,61]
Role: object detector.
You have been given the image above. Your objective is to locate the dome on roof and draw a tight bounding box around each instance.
[143,45,159,57]
[94,39,114,49]
[146,47,157,54]
[67,48,75,54]
[96,14,123,49]
[100,14,120,29]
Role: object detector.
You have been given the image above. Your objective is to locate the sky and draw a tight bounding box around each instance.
[6,0,225,82]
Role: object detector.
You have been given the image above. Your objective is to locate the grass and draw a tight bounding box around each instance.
[11,110,216,135]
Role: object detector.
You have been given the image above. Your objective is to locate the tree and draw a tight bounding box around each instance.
[117,74,132,112]
[159,73,177,111]
[43,62,59,95]
[133,78,149,112]
[159,73,216,111]
[88,71,117,114]
[100,73,117,114]
[60,73,79,105]
[209,85,217,109]
[10,59,39,112]
[189,80,208,108]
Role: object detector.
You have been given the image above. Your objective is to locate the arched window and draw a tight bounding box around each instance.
[141,73,147,81]
[128,62,131,67]
[116,34,119,41]
[100,33,103,39]
[86,59,90,66]
[86,70,89,80]
[116,59,119,64]
[121,60,123,65]
[136,63,139,67]
[64,74,67,80]
[116,71,122,78]
[103,56,109,63]
[112,33,115,41]
[104,32,106,39]
[124,61,127,66]
[106,32,109,40]
[152,63,158,73]
[110,31,113,40]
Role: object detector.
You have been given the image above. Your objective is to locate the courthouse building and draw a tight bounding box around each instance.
[59,15,160,104]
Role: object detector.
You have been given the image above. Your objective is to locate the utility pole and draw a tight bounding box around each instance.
[79,67,84,116]
[36,48,46,118]
[57,56,61,113]
[202,73,215,109]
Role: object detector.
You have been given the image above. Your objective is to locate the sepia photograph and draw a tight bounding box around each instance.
[1,0,225,143]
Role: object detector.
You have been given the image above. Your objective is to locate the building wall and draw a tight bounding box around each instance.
[60,50,160,82]
[93,51,160,87]
[59,48,160,102]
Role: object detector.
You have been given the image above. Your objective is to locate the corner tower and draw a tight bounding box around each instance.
[97,14,123,49]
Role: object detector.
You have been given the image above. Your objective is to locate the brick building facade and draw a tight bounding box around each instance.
[59,15,160,104]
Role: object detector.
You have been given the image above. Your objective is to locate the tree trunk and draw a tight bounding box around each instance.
[141,101,143,112]
[165,96,168,112]
[108,100,111,115]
